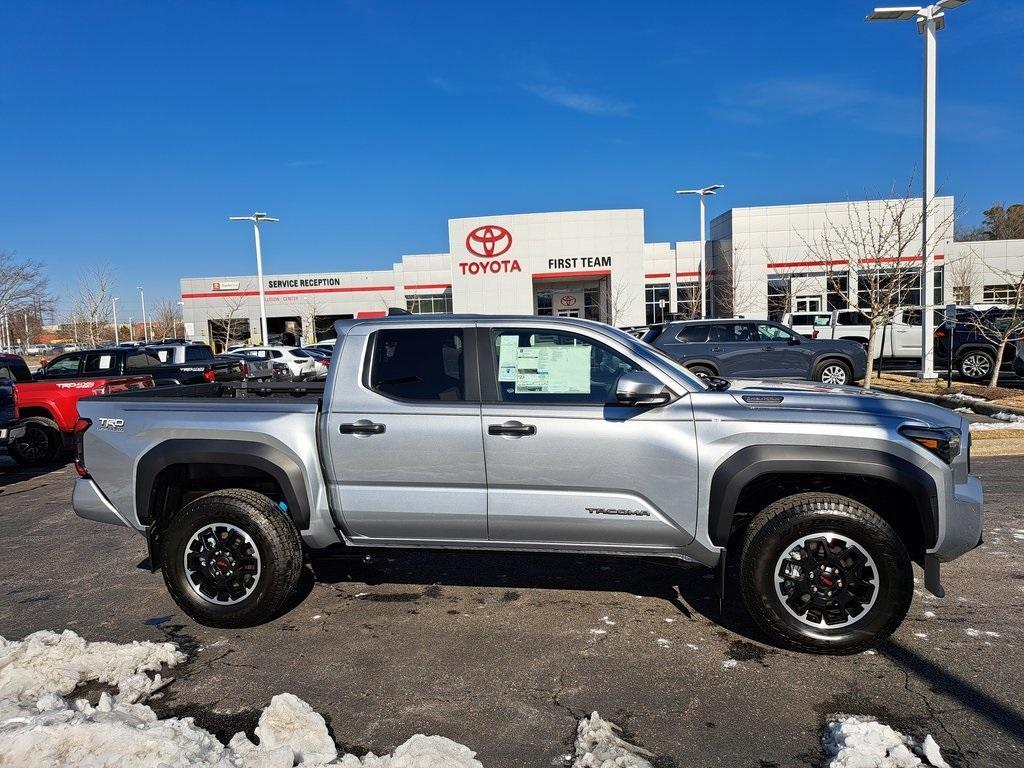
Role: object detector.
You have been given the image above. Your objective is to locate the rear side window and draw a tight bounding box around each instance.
[836,311,866,326]
[185,346,213,361]
[126,352,161,369]
[674,324,710,343]
[0,359,32,383]
[42,354,81,376]
[369,328,465,401]
[82,352,117,374]
[710,323,757,342]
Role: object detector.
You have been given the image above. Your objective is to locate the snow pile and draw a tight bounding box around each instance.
[571,712,654,768]
[969,411,1024,431]
[823,715,950,768]
[0,630,485,767]
[942,393,983,405]
[0,629,184,705]
[992,411,1024,423]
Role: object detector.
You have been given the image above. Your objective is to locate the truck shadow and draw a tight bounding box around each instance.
[305,548,769,644]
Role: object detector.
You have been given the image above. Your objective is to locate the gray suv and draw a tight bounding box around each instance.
[649,319,867,385]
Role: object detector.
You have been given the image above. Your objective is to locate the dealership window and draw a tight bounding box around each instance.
[535,291,553,316]
[369,328,465,401]
[677,283,700,319]
[795,295,822,312]
[491,329,639,405]
[767,278,789,321]
[953,285,972,304]
[827,275,850,311]
[645,284,670,324]
[983,284,1024,303]
[583,287,602,321]
[406,291,453,315]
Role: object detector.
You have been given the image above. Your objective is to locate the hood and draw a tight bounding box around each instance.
[722,379,962,430]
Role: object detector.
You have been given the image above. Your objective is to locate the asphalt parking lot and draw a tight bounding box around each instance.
[2,453,1023,768]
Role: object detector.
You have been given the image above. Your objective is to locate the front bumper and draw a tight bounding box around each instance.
[0,423,26,444]
[931,473,984,562]
[72,477,140,532]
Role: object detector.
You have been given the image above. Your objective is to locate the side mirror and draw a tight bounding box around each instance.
[616,371,674,407]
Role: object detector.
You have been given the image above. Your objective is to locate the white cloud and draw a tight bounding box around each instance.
[522,83,632,117]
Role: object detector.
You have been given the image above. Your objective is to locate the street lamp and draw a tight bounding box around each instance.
[137,286,149,343]
[128,317,134,342]
[675,184,724,319]
[230,212,279,345]
[867,0,971,379]
[175,300,184,339]
[112,297,120,345]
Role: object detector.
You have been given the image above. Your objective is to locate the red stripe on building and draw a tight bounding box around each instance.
[644,272,671,279]
[403,283,452,290]
[181,284,395,299]
[677,271,701,278]
[767,254,945,270]
[531,269,612,280]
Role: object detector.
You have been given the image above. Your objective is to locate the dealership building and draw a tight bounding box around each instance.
[180,200,1024,347]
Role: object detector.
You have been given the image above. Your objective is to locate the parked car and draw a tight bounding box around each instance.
[72,314,982,654]
[303,340,337,355]
[0,353,153,467]
[648,319,867,385]
[35,346,245,387]
[934,308,1024,382]
[783,307,926,359]
[302,348,331,380]
[0,355,28,449]
[25,344,50,356]
[231,346,318,380]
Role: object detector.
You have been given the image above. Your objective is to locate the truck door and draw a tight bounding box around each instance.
[323,325,487,542]
[479,325,697,549]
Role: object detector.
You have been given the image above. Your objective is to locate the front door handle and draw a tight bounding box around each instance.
[488,422,536,437]
[339,420,386,436]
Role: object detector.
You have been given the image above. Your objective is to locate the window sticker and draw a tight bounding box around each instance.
[498,335,519,381]
[513,344,590,394]
[98,354,113,369]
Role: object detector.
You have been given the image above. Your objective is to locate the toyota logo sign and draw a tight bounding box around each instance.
[559,295,577,307]
[465,225,512,258]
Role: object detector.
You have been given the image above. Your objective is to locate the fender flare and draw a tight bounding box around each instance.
[679,358,720,374]
[707,445,938,548]
[135,438,311,530]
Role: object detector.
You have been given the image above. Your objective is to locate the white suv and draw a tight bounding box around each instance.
[232,346,317,380]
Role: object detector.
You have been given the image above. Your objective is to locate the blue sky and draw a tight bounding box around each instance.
[2,1,1022,316]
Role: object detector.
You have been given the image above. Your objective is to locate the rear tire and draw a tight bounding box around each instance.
[9,416,63,468]
[739,492,912,654]
[161,489,303,627]
[813,359,852,385]
[958,350,994,382]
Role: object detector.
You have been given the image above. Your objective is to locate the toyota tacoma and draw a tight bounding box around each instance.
[71,315,982,654]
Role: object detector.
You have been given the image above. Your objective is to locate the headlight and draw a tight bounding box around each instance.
[899,425,962,464]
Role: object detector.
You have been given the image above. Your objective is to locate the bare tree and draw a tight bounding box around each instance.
[150,299,181,340]
[1,251,51,347]
[805,191,953,389]
[208,295,249,351]
[606,281,635,326]
[712,259,759,318]
[73,264,116,347]
[956,259,1024,387]
[947,249,979,306]
[764,247,829,320]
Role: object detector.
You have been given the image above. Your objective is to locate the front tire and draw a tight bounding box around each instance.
[161,489,303,627]
[686,364,717,378]
[9,416,64,467]
[813,359,853,385]
[739,493,912,654]
[959,350,994,382]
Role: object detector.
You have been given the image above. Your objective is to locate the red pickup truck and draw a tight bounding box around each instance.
[0,355,152,467]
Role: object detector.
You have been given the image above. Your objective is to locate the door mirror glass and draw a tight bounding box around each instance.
[615,370,674,407]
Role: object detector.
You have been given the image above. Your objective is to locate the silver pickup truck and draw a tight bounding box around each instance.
[72,315,983,654]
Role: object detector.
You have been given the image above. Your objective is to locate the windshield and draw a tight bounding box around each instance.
[600,325,708,391]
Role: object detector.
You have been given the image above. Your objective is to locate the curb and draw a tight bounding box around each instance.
[871,384,1024,419]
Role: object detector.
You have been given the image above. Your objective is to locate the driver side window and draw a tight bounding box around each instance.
[491,329,640,404]
[42,354,81,377]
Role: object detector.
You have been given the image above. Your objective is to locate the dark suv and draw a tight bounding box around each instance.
[648,319,867,384]
[934,308,1023,382]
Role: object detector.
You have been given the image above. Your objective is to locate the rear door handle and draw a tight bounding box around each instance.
[488,422,536,437]
[339,420,386,436]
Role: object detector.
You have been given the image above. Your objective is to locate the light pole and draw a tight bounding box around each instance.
[867,0,971,379]
[137,286,149,343]
[675,184,724,318]
[175,300,184,339]
[128,317,134,342]
[230,212,279,345]
[112,297,120,345]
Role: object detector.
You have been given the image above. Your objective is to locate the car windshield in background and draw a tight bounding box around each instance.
[604,325,708,391]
